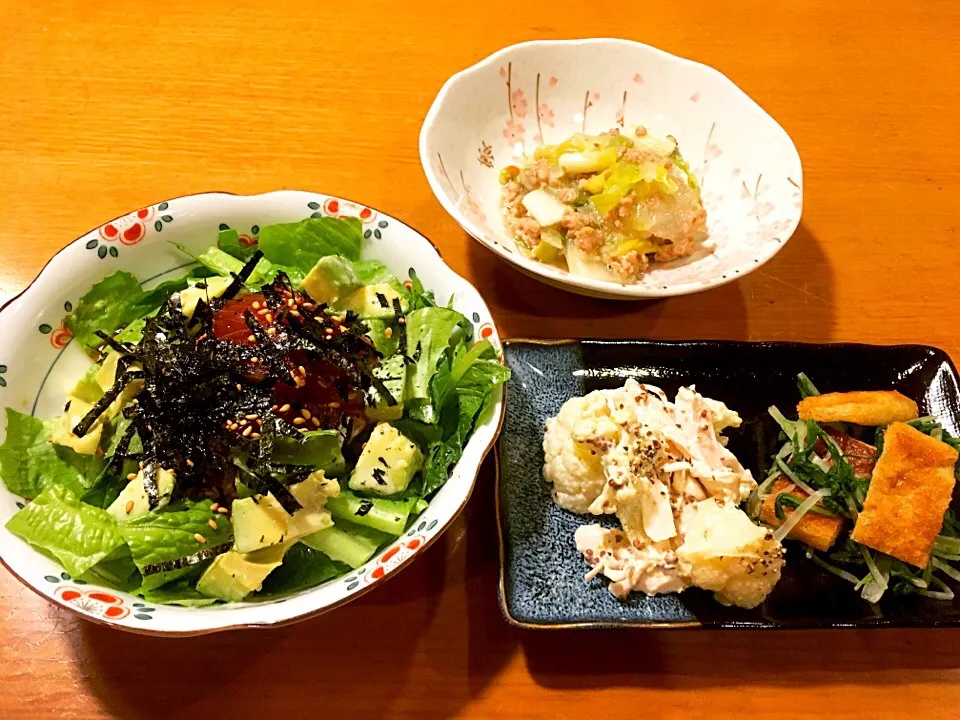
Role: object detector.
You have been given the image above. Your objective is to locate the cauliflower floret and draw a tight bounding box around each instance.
[676,498,784,609]
[575,524,686,599]
[543,391,617,513]
[703,397,742,434]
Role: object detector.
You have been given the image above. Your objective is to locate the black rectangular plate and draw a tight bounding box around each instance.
[498,339,960,629]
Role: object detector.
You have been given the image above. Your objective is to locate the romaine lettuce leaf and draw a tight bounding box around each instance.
[65,271,190,351]
[253,543,347,598]
[0,408,105,499]
[420,340,509,496]
[257,217,363,273]
[119,499,233,591]
[217,228,259,262]
[80,545,142,592]
[5,484,127,577]
[404,307,470,423]
[271,429,345,475]
[353,259,399,288]
[140,574,218,607]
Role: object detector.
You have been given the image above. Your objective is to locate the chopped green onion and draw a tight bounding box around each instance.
[796,373,821,399]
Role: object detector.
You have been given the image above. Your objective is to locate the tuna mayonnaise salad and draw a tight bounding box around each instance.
[542,379,783,609]
[501,126,708,284]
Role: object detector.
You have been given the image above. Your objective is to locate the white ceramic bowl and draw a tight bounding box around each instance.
[420,38,803,300]
[0,191,504,635]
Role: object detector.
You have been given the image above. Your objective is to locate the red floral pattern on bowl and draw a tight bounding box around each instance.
[49,322,72,350]
[54,586,131,620]
[366,535,427,583]
[321,198,377,225]
[99,207,155,246]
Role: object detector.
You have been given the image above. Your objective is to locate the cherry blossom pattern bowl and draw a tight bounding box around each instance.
[0,191,504,636]
[420,38,803,300]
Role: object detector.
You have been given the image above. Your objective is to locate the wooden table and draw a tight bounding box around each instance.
[1,1,959,717]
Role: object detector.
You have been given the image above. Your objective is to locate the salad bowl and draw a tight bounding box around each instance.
[420,38,804,300]
[0,190,504,635]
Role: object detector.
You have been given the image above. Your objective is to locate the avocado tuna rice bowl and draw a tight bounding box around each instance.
[0,216,509,606]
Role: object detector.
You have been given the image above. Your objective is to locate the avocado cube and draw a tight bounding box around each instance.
[367,355,407,422]
[349,423,423,496]
[106,467,176,522]
[285,471,339,538]
[70,364,104,404]
[232,494,289,553]
[51,397,103,455]
[233,472,340,552]
[337,283,407,320]
[95,351,144,419]
[301,255,361,305]
[196,543,288,602]
[179,276,234,319]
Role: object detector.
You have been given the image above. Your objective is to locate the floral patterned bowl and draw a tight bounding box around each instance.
[0,191,504,635]
[420,39,803,300]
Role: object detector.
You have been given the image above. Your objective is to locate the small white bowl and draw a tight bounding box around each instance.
[0,191,504,635]
[420,38,803,300]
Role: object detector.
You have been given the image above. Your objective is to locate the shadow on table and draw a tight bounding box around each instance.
[464,220,832,344]
[519,625,960,690]
[66,455,520,720]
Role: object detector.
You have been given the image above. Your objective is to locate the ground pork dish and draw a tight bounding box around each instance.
[500,126,708,284]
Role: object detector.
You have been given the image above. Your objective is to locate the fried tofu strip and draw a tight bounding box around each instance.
[797,391,918,426]
[760,477,844,551]
[851,422,957,568]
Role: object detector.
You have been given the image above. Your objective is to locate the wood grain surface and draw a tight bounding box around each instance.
[1,1,959,718]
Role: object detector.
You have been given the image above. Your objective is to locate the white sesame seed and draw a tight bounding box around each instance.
[126,472,138,481]
[278,404,291,413]
[242,425,253,437]
[293,417,306,426]
[194,533,207,544]
[208,519,218,530]
[301,408,311,420]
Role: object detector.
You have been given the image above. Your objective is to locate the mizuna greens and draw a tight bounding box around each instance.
[749,373,960,604]
[0,217,508,605]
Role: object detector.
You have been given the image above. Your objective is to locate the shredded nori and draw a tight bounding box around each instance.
[141,541,233,575]
[372,467,387,486]
[71,254,379,508]
[354,500,374,517]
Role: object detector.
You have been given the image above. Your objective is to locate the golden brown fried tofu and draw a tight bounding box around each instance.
[851,422,958,568]
[760,477,845,551]
[797,390,919,426]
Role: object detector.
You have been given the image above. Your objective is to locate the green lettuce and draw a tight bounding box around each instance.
[404,307,471,423]
[5,485,127,577]
[0,408,105,499]
[257,217,363,273]
[217,228,259,262]
[139,567,217,606]
[271,429,345,475]
[119,499,233,591]
[81,546,142,592]
[420,340,509,496]
[254,543,348,598]
[65,271,191,351]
